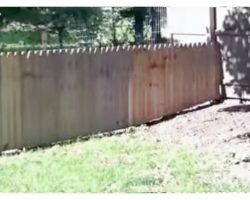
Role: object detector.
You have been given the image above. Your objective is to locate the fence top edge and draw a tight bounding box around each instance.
[0,42,215,58]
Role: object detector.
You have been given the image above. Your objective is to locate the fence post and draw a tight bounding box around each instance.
[209,7,217,42]
[171,33,174,46]
[41,28,48,50]
[210,7,226,101]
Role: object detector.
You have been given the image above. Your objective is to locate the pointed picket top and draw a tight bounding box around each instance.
[99,47,104,54]
[150,44,154,50]
[13,51,19,56]
[116,45,120,52]
[39,50,44,56]
[20,51,26,56]
[110,46,115,52]
[0,41,215,59]
[6,52,11,58]
[70,48,75,54]
[88,47,93,54]
[76,48,81,54]
[169,43,174,48]
[174,42,180,48]
[92,47,97,54]
[208,41,214,46]
[25,51,31,59]
[126,45,131,51]
[202,42,207,47]
[105,46,109,53]
[121,44,126,50]
[157,43,162,49]
[121,44,125,50]
[195,43,200,48]
[181,43,186,48]
[147,44,151,50]
[0,52,5,57]
[81,47,86,53]
[165,43,169,48]
[46,50,51,56]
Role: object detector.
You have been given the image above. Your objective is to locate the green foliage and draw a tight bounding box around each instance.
[119,7,148,43]
[96,8,134,46]
[0,7,104,48]
[0,31,40,45]
[0,7,40,27]
[0,7,169,50]
[0,128,249,192]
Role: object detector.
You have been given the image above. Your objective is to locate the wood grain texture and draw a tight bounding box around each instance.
[0,44,221,150]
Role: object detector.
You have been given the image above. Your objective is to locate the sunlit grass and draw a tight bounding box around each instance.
[0,127,248,192]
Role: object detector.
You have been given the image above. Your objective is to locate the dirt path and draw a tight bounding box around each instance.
[148,100,250,183]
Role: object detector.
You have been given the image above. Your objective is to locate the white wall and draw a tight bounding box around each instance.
[166,7,250,99]
[166,7,210,43]
[166,7,233,43]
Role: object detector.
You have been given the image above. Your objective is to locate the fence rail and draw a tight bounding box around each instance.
[0,43,221,151]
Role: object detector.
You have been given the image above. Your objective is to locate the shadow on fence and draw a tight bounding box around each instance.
[217,7,250,99]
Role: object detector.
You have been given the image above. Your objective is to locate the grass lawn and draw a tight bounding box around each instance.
[0,126,249,193]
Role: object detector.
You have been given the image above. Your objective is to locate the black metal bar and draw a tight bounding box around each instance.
[226,97,250,101]
[171,33,206,36]
[223,83,250,88]
[216,31,250,37]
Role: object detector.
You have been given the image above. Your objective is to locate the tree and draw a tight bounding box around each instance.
[0,7,103,48]
[219,7,250,99]
[0,7,41,28]
[119,7,167,44]
[96,8,134,46]
[120,7,148,44]
[36,7,103,48]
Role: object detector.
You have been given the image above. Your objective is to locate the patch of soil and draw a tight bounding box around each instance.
[148,100,250,184]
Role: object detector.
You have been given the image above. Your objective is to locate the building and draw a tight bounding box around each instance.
[166,7,250,100]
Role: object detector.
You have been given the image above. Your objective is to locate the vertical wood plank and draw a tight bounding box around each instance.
[0,43,222,151]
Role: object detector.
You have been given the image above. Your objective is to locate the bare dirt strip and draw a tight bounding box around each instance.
[148,100,250,184]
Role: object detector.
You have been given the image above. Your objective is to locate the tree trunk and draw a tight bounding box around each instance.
[111,7,118,46]
[134,8,146,44]
[134,13,144,44]
[58,27,64,48]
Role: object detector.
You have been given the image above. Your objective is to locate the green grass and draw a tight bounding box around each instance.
[0,127,249,193]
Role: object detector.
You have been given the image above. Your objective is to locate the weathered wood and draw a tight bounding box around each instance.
[0,43,221,151]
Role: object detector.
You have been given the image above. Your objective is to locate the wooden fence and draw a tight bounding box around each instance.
[0,43,221,151]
